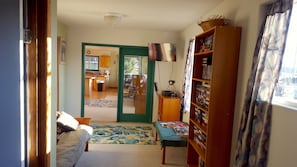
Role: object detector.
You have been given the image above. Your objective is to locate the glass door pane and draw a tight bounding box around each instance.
[123,56,148,114]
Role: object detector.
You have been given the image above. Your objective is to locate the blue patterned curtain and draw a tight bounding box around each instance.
[180,39,195,113]
[235,0,293,166]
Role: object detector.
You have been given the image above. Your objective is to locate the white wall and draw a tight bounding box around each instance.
[0,0,22,166]
[269,104,297,166]
[58,22,68,112]
[58,22,68,38]
[51,0,58,166]
[64,27,181,121]
[179,0,297,166]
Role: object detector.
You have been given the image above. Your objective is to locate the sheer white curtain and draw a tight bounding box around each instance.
[180,39,195,113]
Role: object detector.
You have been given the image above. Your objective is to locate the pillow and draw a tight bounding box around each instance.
[77,124,94,136]
[57,111,79,132]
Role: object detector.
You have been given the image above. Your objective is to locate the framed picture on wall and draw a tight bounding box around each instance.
[60,40,66,64]
[58,37,66,64]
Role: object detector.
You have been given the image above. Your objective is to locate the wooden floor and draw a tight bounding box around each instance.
[84,87,141,121]
[85,87,118,100]
[84,87,118,122]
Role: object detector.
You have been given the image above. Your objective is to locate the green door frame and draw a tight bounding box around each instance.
[118,46,155,122]
[81,43,155,123]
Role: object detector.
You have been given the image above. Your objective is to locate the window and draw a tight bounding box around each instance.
[273,1,297,108]
[124,56,147,75]
[85,55,99,71]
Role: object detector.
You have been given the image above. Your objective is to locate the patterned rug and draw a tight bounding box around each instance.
[85,99,117,108]
[89,124,156,145]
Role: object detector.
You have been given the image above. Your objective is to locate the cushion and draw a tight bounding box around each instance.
[77,124,93,136]
[57,111,79,133]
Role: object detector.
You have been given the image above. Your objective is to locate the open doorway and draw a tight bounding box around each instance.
[82,44,119,122]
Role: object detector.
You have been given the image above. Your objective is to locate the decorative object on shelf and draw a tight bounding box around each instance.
[204,35,214,50]
[198,35,214,52]
[198,15,229,31]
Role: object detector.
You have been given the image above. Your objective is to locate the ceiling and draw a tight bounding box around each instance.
[57,0,223,32]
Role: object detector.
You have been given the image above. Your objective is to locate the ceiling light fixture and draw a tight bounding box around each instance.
[104,12,125,27]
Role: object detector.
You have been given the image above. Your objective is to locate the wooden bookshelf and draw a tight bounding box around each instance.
[187,26,241,167]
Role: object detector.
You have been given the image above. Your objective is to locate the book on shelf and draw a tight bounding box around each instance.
[201,57,212,80]
[193,126,207,147]
[195,83,210,109]
[194,107,208,128]
[193,126,207,148]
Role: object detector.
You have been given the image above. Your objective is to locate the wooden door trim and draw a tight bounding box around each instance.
[37,0,50,166]
[26,0,38,166]
[26,0,51,166]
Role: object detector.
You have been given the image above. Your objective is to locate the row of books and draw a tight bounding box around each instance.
[193,126,207,152]
[202,57,212,80]
[195,82,210,109]
[194,107,208,128]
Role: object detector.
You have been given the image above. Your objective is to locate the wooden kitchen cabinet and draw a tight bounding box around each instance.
[99,55,111,68]
[158,95,180,121]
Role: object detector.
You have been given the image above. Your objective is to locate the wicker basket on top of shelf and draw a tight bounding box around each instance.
[198,18,228,31]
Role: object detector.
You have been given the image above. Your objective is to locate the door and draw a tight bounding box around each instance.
[118,46,155,122]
